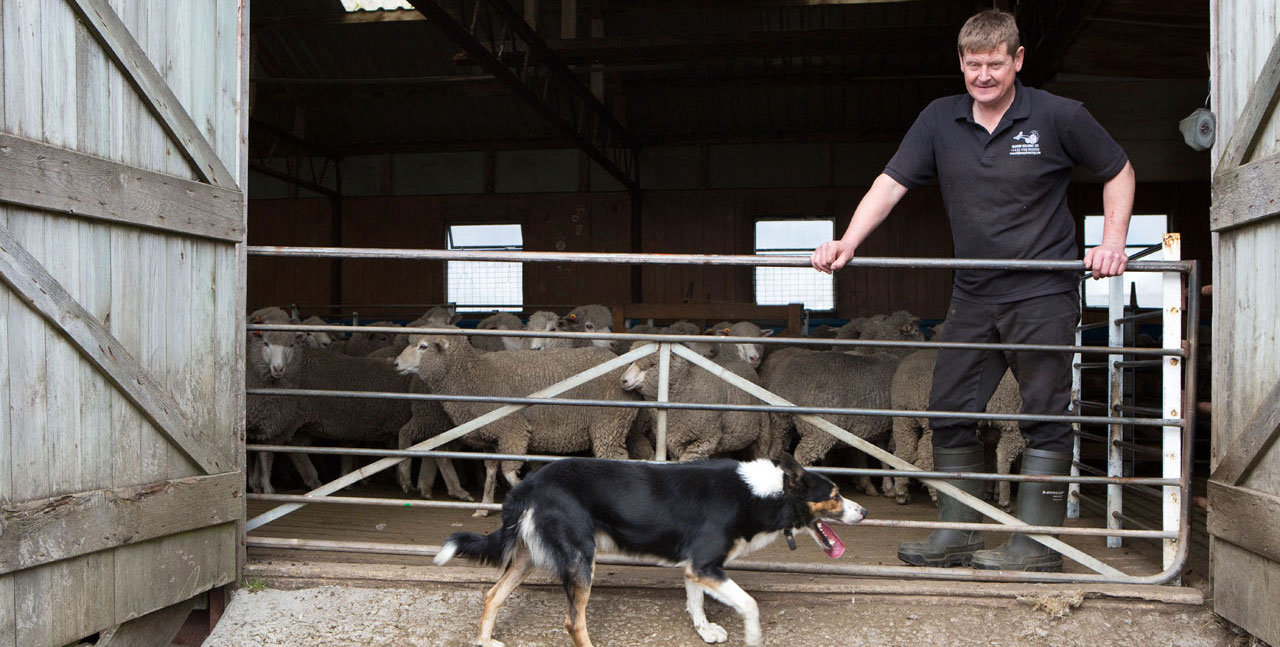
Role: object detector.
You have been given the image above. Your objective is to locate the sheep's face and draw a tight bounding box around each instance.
[582,321,614,349]
[620,356,658,397]
[253,330,305,379]
[396,334,452,384]
[527,314,559,351]
[304,331,333,348]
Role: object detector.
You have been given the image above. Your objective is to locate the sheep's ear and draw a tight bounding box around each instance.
[760,329,775,337]
[777,453,806,489]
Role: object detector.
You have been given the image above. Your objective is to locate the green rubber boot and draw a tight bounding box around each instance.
[971,448,1072,572]
[898,444,986,567]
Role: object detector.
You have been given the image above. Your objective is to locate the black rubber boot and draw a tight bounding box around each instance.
[898,444,986,567]
[971,448,1072,572]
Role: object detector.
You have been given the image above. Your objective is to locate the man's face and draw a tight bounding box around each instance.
[959,46,1024,109]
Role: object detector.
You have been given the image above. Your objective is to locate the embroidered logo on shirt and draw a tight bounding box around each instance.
[1011,130,1041,156]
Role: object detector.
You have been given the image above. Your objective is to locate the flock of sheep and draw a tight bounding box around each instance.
[245,304,1028,513]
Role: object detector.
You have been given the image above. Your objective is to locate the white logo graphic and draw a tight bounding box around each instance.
[1011,129,1041,156]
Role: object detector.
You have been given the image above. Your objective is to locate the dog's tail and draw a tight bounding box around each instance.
[435,501,526,567]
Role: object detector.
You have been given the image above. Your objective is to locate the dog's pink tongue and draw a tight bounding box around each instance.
[817,521,845,559]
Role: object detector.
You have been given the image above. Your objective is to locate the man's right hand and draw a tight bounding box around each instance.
[811,239,856,274]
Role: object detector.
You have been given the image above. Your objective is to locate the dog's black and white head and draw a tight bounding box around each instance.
[737,454,866,559]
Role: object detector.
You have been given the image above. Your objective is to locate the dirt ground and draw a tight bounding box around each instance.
[202,581,1246,647]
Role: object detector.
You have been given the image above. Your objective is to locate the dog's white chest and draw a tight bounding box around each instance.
[728,530,782,561]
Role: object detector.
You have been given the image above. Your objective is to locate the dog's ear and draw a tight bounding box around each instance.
[777,452,806,489]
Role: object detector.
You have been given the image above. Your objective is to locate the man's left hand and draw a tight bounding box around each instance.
[1083,242,1128,279]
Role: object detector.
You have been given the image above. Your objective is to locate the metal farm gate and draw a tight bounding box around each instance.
[0,2,247,646]
[1207,4,1280,645]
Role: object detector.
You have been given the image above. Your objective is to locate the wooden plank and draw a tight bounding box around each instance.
[113,527,236,632]
[7,213,50,504]
[1217,28,1280,170]
[1211,377,1280,486]
[620,302,802,328]
[0,133,243,243]
[0,222,232,475]
[96,596,198,647]
[1208,480,1280,565]
[110,226,145,489]
[1213,540,1280,647]
[1210,151,1280,232]
[66,0,237,188]
[0,574,13,647]
[0,472,242,575]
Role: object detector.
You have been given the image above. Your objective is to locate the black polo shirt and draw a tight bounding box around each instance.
[883,79,1129,304]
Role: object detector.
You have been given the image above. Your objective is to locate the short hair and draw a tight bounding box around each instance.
[957,9,1020,57]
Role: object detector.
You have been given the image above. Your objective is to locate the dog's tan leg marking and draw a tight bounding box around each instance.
[476,548,533,647]
[683,568,728,644]
[564,578,595,647]
[688,573,762,647]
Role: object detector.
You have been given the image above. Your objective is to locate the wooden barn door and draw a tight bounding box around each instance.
[1207,5,1280,646]
[0,1,245,646]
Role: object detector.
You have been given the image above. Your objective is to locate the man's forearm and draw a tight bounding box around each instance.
[1099,161,1135,246]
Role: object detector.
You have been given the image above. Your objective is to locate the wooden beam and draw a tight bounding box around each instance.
[0,133,244,242]
[1217,31,1280,171]
[94,596,200,647]
[618,303,803,333]
[1211,151,1280,232]
[1210,377,1280,486]
[0,224,233,475]
[0,473,242,575]
[1207,480,1280,564]
[67,0,239,189]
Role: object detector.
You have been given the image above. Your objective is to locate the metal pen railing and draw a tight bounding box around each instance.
[242,241,1197,585]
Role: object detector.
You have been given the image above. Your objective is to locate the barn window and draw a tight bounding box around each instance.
[1082,214,1168,309]
[447,224,524,313]
[340,0,414,11]
[754,219,835,311]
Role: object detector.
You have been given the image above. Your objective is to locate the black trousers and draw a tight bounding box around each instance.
[928,290,1080,455]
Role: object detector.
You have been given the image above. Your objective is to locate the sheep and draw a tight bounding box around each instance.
[562,304,615,350]
[662,320,716,358]
[394,329,638,513]
[850,310,925,358]
[245,307,319,494]
[708,320,774,368]
[338,320,402,356]
[526,310,578,351]
[620,341,773,462]
[300,316,333,348]
[396,375,474,502]
[246,308,417,493]
[762,349,900,496]
[471,311,525,352]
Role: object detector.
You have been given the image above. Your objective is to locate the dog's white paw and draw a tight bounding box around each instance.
[695,621,729,644]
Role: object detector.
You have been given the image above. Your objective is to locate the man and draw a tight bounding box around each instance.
[811,9,1134,572]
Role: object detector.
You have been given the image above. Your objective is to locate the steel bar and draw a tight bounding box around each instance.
[245,245,1189,274]
[1080,242,1166,281]
[250,321,1183,358]
[1114,404,1163,416]
[1114,360,1165,369]
[655,342,671,461]
[245,343,659,531]
[668,344,1126,578]
[1106,274,1125,548]
[245,494,1174,539]
[243,537,1171,585]
[1160,235,1184,570]
[1112,310,1165,326]
[245,444,1178,487]
[246,387,1180,428]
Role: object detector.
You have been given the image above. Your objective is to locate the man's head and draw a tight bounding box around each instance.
[957,10,1024,110]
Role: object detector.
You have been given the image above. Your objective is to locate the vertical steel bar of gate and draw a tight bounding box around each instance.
[1106,273,1125,548]
[1068,292,1083,520]
[1161,234,1184,570]
[667,343,1125,577]
[655,342,672,461]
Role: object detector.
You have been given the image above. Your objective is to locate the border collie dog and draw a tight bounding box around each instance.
[435,453,866,647]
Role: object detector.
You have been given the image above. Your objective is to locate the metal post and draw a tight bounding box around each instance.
[1161,234,1183,572]
[1068,282,1083,520]
[1106,273,1124,548]
[655,341,671,461]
